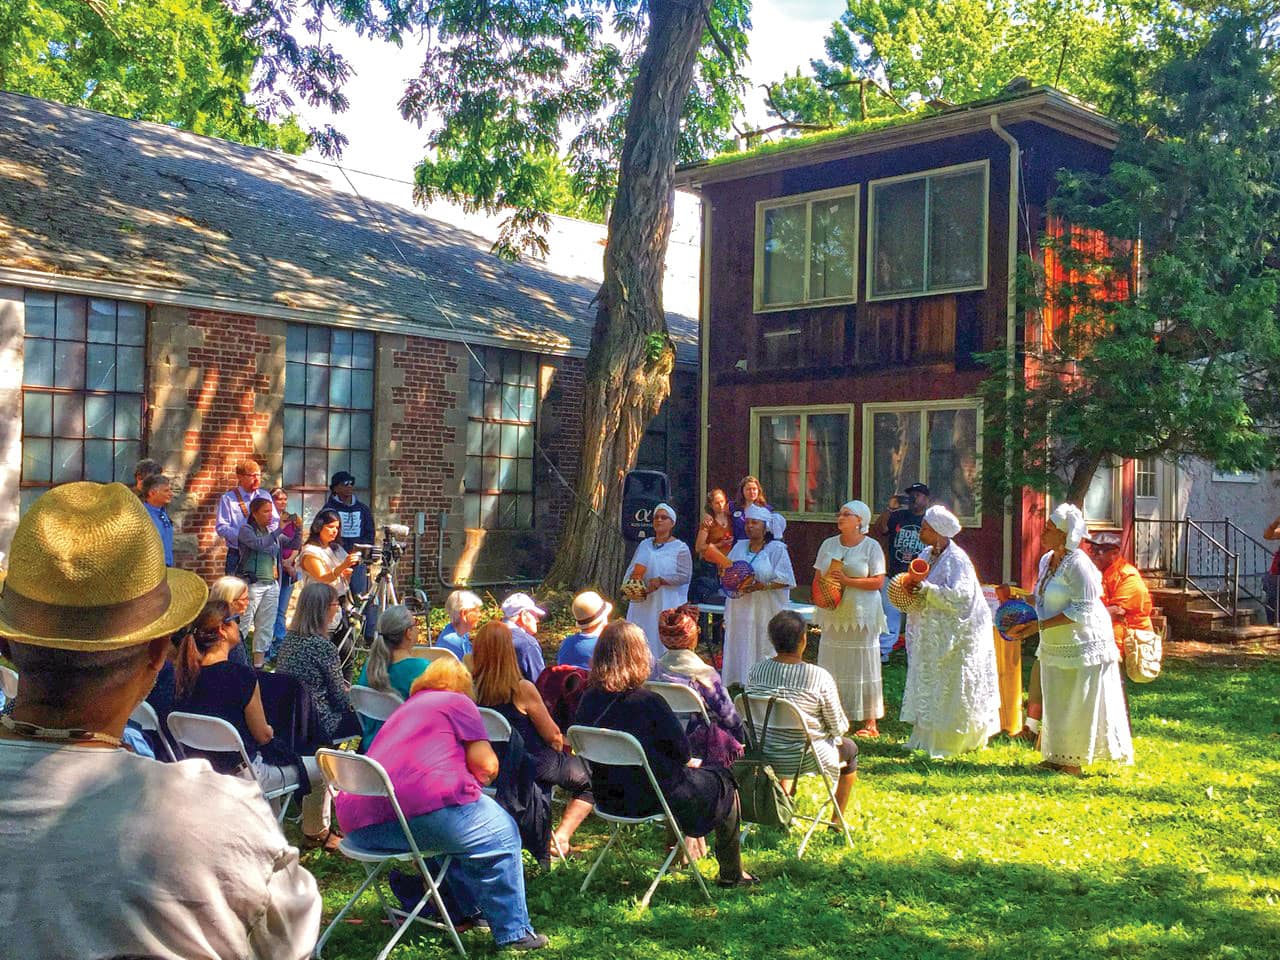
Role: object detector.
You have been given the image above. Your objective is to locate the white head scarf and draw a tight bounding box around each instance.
[924,504,962,539]
[652,502,676,525]
[841,500,872,530]
[1049,503,1088,550]
[743,503,787,539]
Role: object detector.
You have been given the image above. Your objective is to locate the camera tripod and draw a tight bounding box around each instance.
[335,549,400,671]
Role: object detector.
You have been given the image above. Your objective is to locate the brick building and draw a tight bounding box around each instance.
[0,92,699,592]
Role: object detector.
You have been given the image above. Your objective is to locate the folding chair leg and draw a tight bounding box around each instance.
[665,827,712,906]
[640,843,682,910]
[315,861,389,957]
[580,823,621,894]
[380,856,463,960]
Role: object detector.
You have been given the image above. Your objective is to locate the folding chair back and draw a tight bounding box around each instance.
[477,706,512,743]
[313,749,466,958]
[411,645,459,663]
[565,724,712,909]
[733,692,853,857]
[644,680,711,725]
[0,665,17,700]
[166,711,297,821]
[350,684,404,725]
[129,700,176,761]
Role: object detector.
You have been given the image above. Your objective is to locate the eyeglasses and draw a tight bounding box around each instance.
[223,614,241,625]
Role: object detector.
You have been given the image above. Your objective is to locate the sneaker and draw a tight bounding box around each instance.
[890,637,906,655]
[501,932,549,951]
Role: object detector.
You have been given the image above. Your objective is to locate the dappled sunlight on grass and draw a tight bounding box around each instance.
[306,658,1280,958]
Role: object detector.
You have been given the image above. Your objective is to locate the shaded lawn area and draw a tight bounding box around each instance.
[305,656,1280,959]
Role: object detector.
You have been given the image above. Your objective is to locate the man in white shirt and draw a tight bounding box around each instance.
[0,481,320,960]
[214,458,279,575]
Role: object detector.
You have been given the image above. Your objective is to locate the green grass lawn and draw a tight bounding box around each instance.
[306,656,1280,959]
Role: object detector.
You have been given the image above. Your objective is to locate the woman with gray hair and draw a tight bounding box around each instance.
[436,589,484,660]
[276,582,357,743]
[1006,504,1134,773]
[354,605,427,748]
[813,500,887,736]
[209,575,252,667]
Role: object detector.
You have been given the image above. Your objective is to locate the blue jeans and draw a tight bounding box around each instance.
[879,581,902,658]
[346,796,534,946]
[273,576,295,650]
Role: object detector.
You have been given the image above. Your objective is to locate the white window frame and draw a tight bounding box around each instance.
[754,185,860,313]
[1134,455,1158,499]
[865,159,990,303]
[749,404,856,521]
[861,398,984,525]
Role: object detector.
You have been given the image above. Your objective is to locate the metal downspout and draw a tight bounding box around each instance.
[990,114,1021,585]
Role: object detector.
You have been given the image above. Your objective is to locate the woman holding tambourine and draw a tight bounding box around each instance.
[720,504,795,689]
[812,500,887,737]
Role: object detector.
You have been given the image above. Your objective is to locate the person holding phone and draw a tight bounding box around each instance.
[294,510,359,630]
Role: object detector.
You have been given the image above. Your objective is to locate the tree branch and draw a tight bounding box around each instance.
[818,75,910,113]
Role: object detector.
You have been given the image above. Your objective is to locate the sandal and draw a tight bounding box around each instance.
[853,727,879,738]
[303,827,343,852]
[716,872,761,889]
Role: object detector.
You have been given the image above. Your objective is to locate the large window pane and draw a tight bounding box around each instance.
[754,411,852,516]
[928,170,985,289]
[926,408,979,518]
[465,347,537,529]
[1085,460,1116,525]
[25,292,56,338]
[809,196,857,301]
[23,393,52,437]
[872,411,921,513]
[806,414,849,514]
[762,203,807,306]
[23,339,54,387]
[872,179,926,297]
[55,295,86,340]
[757,415,802,512]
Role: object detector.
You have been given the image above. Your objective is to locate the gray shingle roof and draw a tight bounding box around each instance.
[0,92,698,364]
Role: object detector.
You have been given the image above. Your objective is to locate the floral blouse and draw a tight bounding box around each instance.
[275,631,353,739]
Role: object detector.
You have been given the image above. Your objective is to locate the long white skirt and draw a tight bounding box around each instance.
[721,590,787,688]
[1040,659,1134,767]
[817,621,883,721]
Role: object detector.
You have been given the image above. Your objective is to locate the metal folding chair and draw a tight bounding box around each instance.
[165,711,299,823]
[313,749,466,959]
[476,707,567,864]
[0,665,17,700]
[566,724,713,910]
[411,645,461,663]
[350,684,404,725]
[644,680,711,725]
[129,700,177,762]
[733,692,854,857]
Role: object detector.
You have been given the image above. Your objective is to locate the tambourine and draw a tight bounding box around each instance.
[720,560,756,599]
[994,599,1038,641]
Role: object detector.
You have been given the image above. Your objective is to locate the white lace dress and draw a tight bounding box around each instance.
[1034,550,1135,767]
[900,542,1002,757]
[721,540,796,688]
[625,537,693,660]
[813,535,887,720]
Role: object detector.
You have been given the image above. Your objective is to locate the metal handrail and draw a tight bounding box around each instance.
[1133,517,1240,619]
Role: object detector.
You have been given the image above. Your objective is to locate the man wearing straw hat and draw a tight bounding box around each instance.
[0,482,321,959]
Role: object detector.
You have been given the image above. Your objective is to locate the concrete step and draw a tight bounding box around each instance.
[1184,607,1257,629]
[1177,622,1280,644]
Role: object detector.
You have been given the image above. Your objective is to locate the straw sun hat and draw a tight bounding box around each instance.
[0,482,208,651]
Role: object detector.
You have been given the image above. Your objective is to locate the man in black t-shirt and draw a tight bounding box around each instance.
[872,482,932,660]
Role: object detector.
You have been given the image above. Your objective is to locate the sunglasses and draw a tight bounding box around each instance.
[223,614,241,625]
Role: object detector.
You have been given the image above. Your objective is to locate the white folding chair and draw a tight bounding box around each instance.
[129,700,176,762]
[0,665,17,700]
[476,707,567,864]
[350,684,404,726]
[412,645,460,663]
[165,711,299,823]
[644,680,711,726]
[566,724,712,910]
[314,749,466,959]
[733,693,853,857]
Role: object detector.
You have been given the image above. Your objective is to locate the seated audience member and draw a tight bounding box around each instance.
[556,590,612,668]
[175,599,336,849]
[209,575,253,667]
[277,583,358,745]
[436,589,484,660]
[574,621,756,887]
[0,481,320,960]
[502,593,547,682]
[335,657,548,951]
[472,621,594,853]
[355,604,427,749]
[652,605,745,767]
[745,611,858,825]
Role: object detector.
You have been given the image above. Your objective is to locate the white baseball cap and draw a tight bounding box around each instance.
[502,592,546,619]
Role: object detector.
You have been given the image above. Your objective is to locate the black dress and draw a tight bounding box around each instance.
[494,701,593,801]
[574,686,736,838]
[173,660,259,774]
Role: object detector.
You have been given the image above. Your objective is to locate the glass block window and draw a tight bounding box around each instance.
[283,324,375,519]
[751,408,852,517]
[21,291,145,512]
[465,348,537,529]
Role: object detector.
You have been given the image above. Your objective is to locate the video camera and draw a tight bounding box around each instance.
[355,524,411,566]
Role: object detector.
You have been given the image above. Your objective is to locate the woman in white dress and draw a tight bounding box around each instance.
[814,500,887,736]
[293,509,358,629]
[625,502,693,660]
[900,505,1001,757]
[721,504,796,688]
[1006,503,1134,774]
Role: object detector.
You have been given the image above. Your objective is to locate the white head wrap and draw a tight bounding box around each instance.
[924,504,962,539]
[1049,503,1088,550]
[652,502,676,525]
[841,500,872,530]
[743,503,787,539]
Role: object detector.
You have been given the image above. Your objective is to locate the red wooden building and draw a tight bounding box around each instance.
[674,87,1127,588]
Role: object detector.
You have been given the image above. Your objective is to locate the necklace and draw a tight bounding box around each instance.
[0,715,124,749]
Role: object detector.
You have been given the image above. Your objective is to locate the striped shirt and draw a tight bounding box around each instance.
[744,658,849,776]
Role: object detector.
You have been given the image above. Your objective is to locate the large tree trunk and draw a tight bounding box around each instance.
[544,0,710,591]
[1064,449,1105,508]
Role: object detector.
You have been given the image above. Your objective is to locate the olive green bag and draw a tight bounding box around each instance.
[731,696,808,829]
